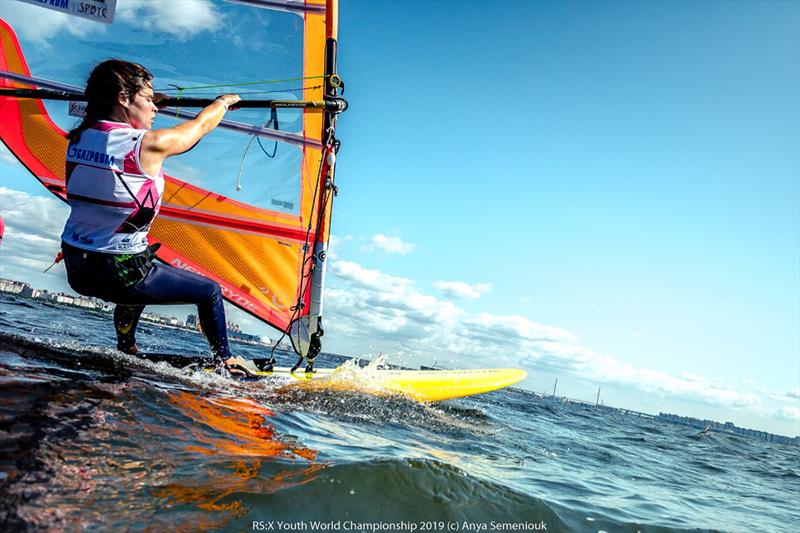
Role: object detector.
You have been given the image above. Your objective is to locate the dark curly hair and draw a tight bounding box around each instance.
[68,59,153,142]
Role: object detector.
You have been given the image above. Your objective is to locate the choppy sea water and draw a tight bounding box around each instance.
[0,293,798,532]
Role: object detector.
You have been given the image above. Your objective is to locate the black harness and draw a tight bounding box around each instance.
[62,242,161,296]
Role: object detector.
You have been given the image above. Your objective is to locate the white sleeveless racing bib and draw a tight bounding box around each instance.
[61,121,165,254]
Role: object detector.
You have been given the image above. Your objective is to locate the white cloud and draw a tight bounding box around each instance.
[0,187,69,277]
[461,313,574,344]
[117,0,221,38]
[433,280,492,300]
[371,234,416,255]
[327,260,464,350]
[327,234,353,260]
[331,260,415,293]
[775,406,800,422]
[787,387,800,400]
[324,256,771,412]
[0,1,104,44]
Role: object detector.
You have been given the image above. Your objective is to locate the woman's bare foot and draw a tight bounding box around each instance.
[223,356,259,378]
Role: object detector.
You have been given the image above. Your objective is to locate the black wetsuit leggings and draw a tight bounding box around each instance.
[111,263,231,362]
[64,252,231,362]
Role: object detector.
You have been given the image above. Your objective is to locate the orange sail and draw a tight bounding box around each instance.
[0,1,343,356]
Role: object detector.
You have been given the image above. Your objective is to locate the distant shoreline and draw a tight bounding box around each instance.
[0,277,275,347]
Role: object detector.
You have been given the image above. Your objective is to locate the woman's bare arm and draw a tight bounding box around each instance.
[139,94,240,176]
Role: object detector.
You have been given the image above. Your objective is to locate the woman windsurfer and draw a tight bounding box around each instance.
[60,59,253,376]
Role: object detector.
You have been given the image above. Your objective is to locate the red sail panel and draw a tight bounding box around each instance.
[0,18,68,197]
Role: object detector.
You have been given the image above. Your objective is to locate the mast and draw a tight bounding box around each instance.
[309,0,340,324]
[289,0,342,371]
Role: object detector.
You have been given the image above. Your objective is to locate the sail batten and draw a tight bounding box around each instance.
[0,70,324,149]
[158,208,315,242]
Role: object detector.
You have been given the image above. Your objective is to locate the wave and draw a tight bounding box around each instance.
[1,303,796,533]
[247,458,562,521]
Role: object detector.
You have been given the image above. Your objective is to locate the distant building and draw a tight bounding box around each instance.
[186,314,198,327]
[73,296,100,309]
[56,294,75,305]
[658,413,799,446]
[230,331,261,344]
[0,278,27,294]
[29,288,47,299]
[36,291,58,303]
[140,312,182,327]
[141,312,164,324]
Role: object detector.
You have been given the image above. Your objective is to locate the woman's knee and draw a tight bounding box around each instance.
[204,280,223,304]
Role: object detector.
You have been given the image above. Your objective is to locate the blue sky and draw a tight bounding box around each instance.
[0,0,798,436]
